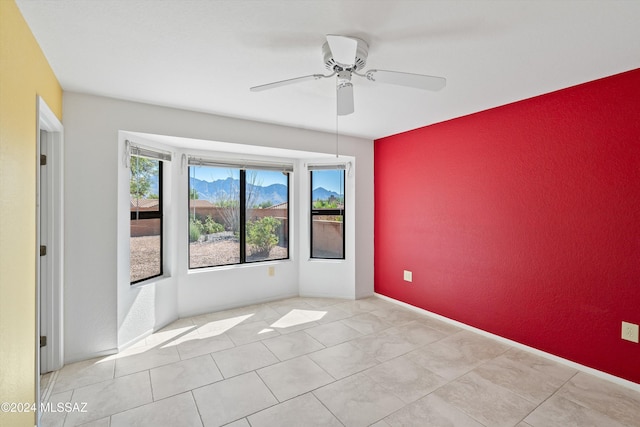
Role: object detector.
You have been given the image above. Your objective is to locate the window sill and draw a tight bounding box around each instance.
[130,274,172,288]
[187,258,292,275]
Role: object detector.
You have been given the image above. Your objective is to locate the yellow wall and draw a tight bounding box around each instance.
[0,0,62,425]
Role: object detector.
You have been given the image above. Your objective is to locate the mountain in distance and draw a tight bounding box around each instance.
[190,177,289,206]
[188,177,341,205]
[311,186,342,201]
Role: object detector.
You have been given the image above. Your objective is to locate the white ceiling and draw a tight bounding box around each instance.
[17,0,640,140]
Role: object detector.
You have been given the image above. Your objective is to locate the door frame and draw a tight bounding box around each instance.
[35,96,64,419]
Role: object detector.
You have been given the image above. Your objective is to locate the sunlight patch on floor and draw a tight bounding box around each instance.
[270,309,327,329]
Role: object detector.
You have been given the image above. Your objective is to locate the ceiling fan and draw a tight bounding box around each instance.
[250,34,446,116]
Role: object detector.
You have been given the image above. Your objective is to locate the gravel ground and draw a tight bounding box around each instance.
[189,240,288,268]
[130,236,161,282]
[130,236,287,280]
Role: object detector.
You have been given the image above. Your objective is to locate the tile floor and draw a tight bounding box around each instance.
[40,296,640,427]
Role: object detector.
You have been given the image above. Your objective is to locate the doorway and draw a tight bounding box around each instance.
[36,97,64,425]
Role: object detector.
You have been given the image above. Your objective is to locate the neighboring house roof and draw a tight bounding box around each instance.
[130,198,159,210]
[188,199,215,207]
[267,202,288,210]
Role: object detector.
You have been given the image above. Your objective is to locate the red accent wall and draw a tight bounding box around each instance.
[374,69,640,384]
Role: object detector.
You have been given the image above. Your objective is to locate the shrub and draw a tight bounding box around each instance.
[247,216,280,256]
[203,215,224,234]
[189,217,203,242]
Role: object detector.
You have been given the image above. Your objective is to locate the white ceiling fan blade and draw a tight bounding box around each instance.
[326,35,358,67]
[366,69,446,91]
[337,83,354,116]
[250,74,326,92]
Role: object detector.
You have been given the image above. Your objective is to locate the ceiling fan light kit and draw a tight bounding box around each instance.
[250,34,446,116]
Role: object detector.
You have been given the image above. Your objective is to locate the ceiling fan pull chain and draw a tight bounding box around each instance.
[335,109,339,158]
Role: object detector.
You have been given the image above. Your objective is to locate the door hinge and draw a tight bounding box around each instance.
[40,154,47,166]
[40,245,47,256]
[40,336,47,347]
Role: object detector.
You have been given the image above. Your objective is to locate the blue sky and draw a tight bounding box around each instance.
[311,170,344,194]
[190,166,343,193]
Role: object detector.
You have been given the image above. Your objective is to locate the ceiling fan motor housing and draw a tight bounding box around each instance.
[322,37,369,71]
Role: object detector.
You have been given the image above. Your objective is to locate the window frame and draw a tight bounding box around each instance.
[244,169,290,264]
[187,164,291,269]
[130,159,164,285]
[309,168,346,260]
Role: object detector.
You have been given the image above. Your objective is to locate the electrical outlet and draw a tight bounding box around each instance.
[621,321,639,343]
[403,270,412,282]
[268,266,275,277]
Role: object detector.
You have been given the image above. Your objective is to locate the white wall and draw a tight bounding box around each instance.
[63,92,374,362]
[298,159,356,299]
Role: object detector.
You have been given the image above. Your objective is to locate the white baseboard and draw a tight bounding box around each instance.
[299,291,355,300]
[374,292,640,393]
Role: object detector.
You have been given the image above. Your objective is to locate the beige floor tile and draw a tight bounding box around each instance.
[145,318,197,346]
[158,327,201,346]
[370,307,424,326]
[64,371,152,425]
[192,304,279,326]
[308,341,378,379]
[248,393,342,427]
[257,355,334,401]
[212,341,279,378]
[114,345,181,377]
[525,394,627,427]
[192,371,277,427]
[193,314,256,337]
[223,419,250,427]
[351,329,416,362]
[313,305,354,324]
[226,320,280,345]
[77,417,110,427]
[442,330,511,359]
[175,332,235,360]
[384,394,485,427]
[364,356,448,403]
[262,330,324,361]
[314,373,405,427]
[406,330,509,380]
[297,296,346,308]
[415,316,463,335]
[266,308,323,334]
[40,390,72,427]
[340,312,393,335]
[433,371,537,427]
[334,299,381,315]
[150,354,222,400]
[471,354,567,404]
[304,321,363,346]
[43,297,640,427]
[501,348,577,383]
[190,308,244,326]
[366,297,402,310]
[556,372,640,427]
[266,298,315,315]
[110,392,202,427]
[51,357,115,394]
[388,321,448,347]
